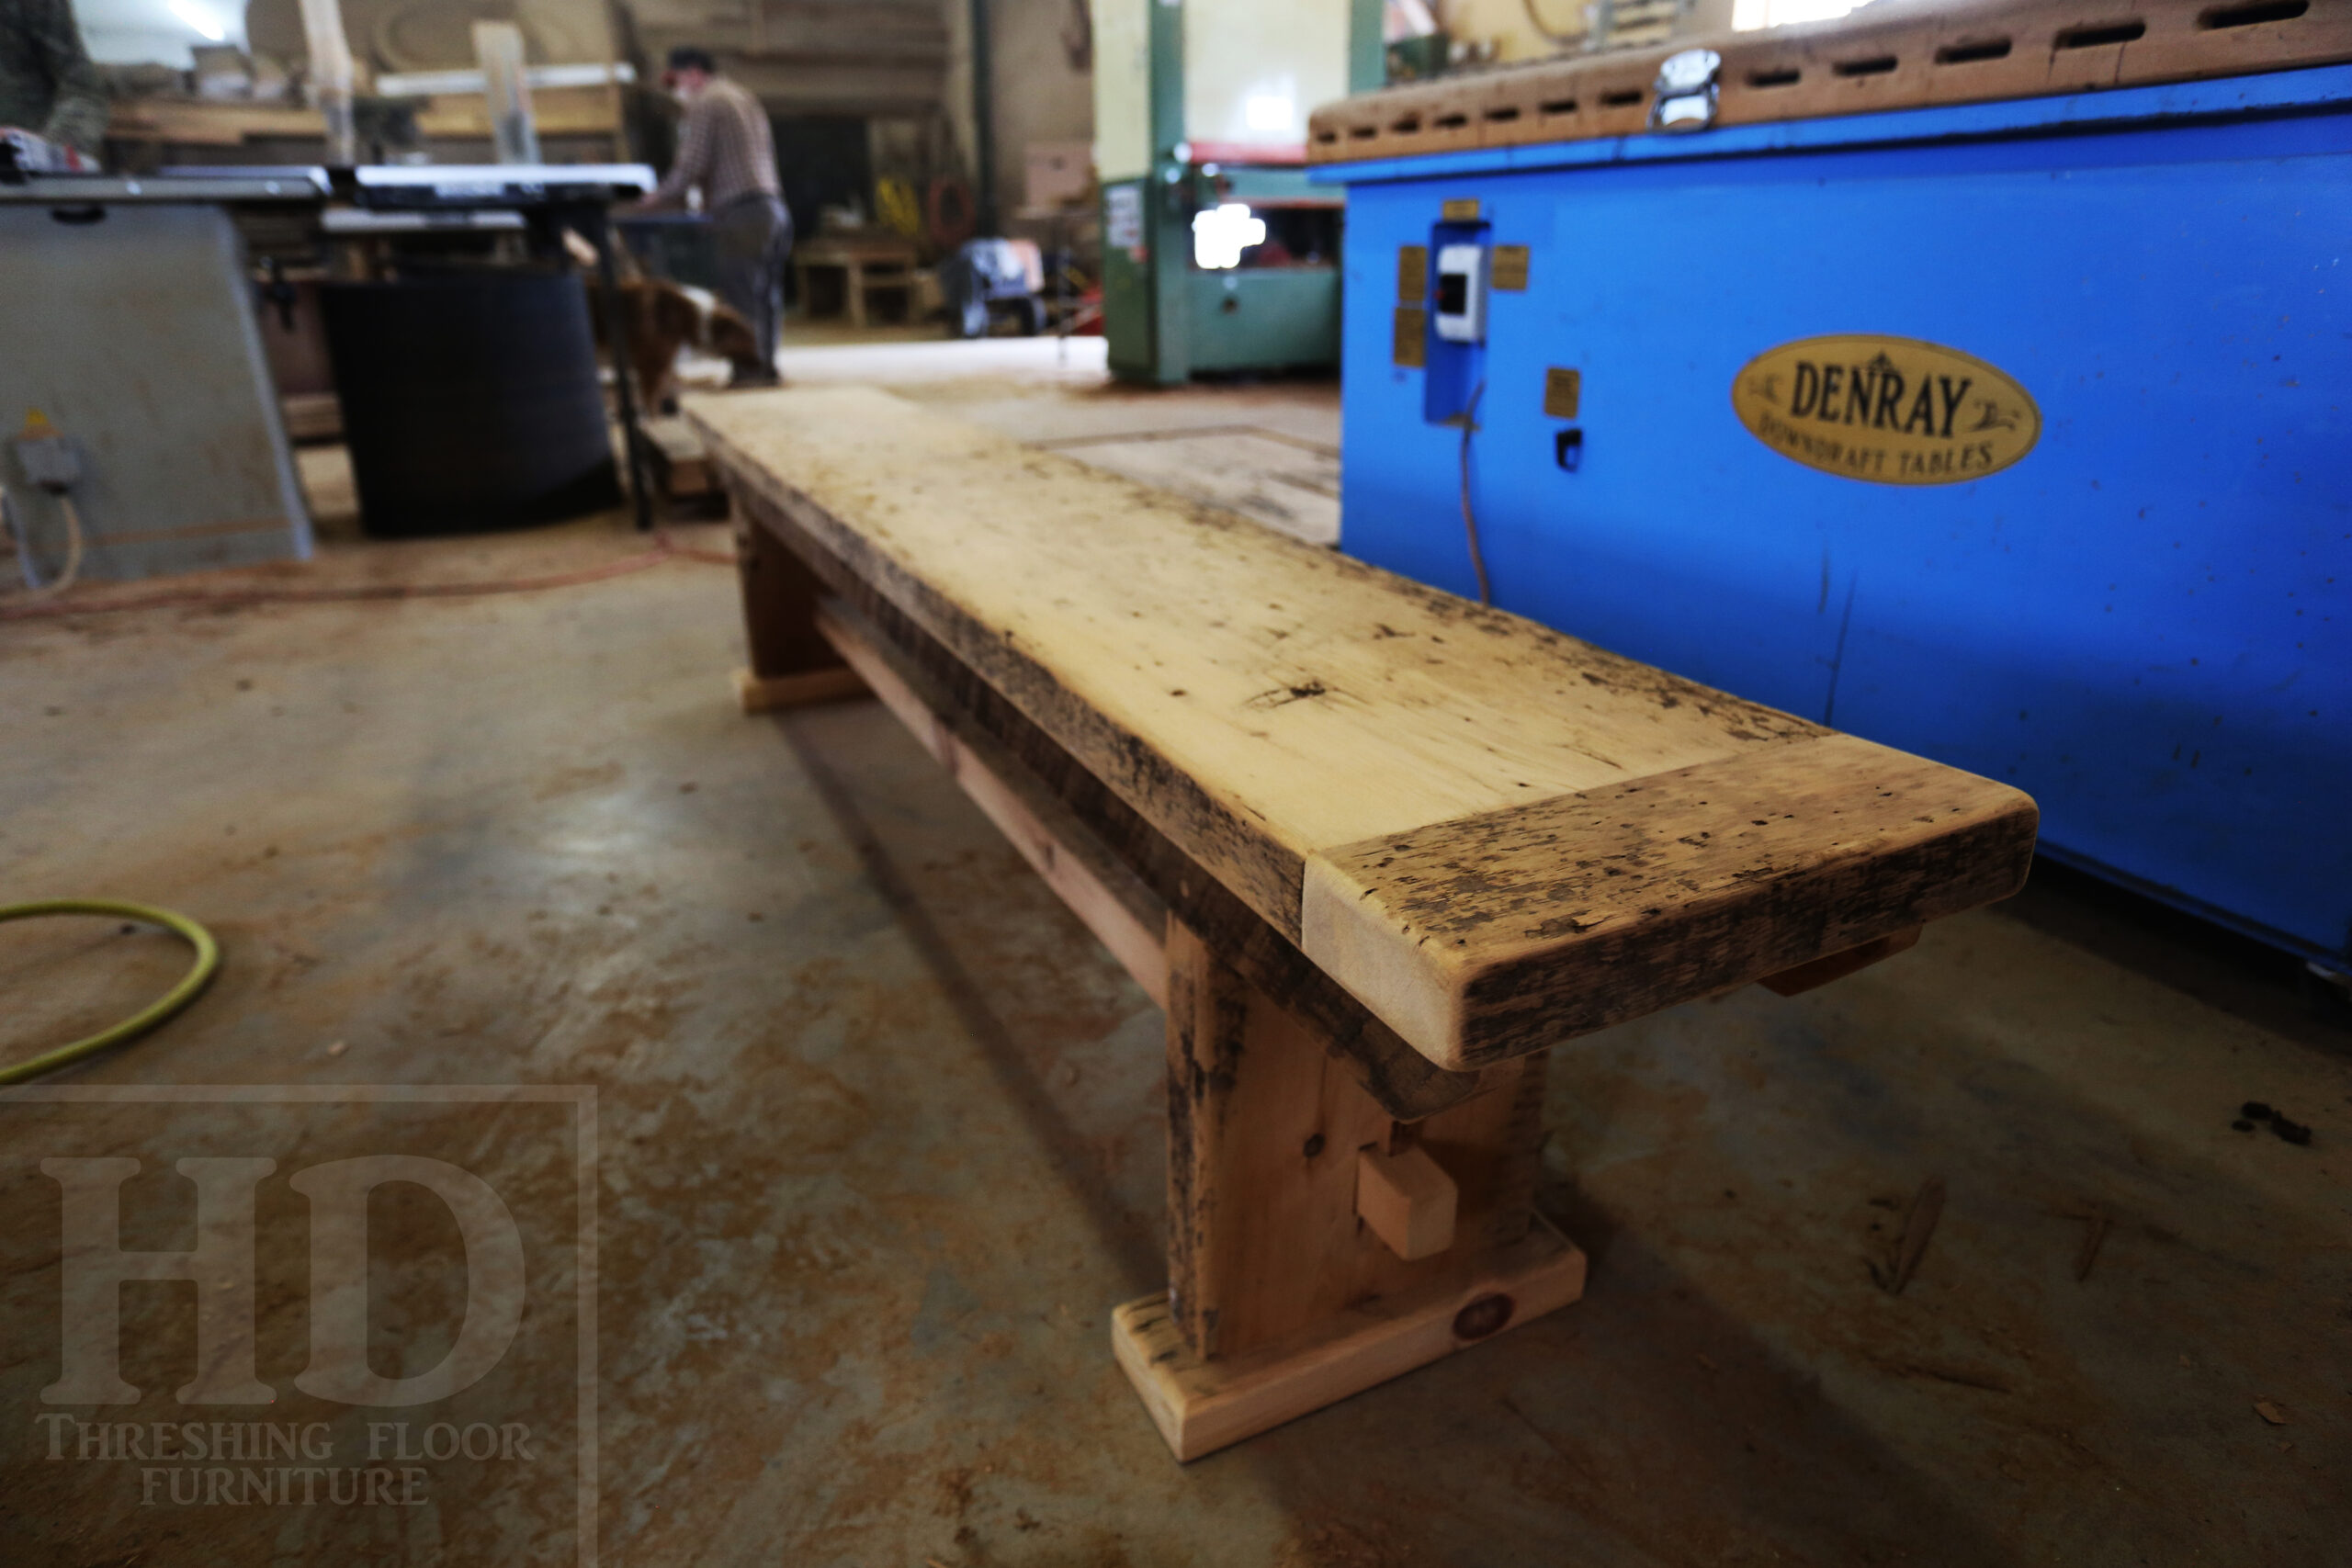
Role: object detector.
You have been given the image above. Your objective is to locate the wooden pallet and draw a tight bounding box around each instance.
[691,386,2038,1458]
[1310,0,2352,165]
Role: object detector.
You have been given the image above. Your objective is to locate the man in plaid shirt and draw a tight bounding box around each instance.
[637,47,789,387]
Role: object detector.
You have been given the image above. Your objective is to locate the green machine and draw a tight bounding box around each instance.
[1092,0,1383,385]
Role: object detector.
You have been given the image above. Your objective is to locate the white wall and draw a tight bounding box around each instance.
[1090,0,1147,181]
[1438,0,1753,64]
[990,0,1093,212]
[1182,0,1349,153]
[74,0,246,67]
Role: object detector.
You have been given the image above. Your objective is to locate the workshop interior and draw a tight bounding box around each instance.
[2,0,2346,1562]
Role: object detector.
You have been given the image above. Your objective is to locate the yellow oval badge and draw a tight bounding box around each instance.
[1732,334,2039,486]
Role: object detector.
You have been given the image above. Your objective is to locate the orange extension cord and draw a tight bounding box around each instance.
[0,530,736,624]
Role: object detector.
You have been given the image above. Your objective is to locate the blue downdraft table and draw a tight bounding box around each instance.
[1317,63,2352,976]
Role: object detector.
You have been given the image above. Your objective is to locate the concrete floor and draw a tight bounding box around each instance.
[2,343,2346,1566]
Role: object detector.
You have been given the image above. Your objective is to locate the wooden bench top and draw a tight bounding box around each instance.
[692,387,2037,1071]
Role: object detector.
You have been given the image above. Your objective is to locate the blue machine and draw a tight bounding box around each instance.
[1316,64,2352,976]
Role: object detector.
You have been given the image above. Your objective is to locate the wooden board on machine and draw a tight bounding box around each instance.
[106,85,628,147]
[1309,0,2352,165]
[690,387,2037,1073]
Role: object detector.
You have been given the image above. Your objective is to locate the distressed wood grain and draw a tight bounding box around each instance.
[697,389,2035,1072]
[735,504,1495,1122]
[1303,735,2037,1069]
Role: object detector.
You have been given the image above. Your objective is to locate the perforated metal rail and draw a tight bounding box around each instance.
[1308,0,2352,164]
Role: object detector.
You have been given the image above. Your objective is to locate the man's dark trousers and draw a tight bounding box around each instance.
[713,193,791,380]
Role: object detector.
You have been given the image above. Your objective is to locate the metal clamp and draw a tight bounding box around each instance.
[1650,48,1722,134]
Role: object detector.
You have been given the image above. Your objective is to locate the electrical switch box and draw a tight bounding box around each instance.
[1433,243,1487,344]
[1419,220,1490,425]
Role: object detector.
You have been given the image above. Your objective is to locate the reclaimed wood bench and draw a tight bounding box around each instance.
[690,386,2039,1461]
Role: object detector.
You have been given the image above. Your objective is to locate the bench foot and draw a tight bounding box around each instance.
[732,665,868,714]
[730,506,864,714]
[1113,1217,1586,1461]
[1121,917,1577,1461]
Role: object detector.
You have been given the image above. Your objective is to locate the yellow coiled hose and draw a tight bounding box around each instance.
[0,900,220,1084]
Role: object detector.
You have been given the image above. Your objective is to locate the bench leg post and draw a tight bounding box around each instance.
[1112,917,1586,1461]
[730,509,867,713]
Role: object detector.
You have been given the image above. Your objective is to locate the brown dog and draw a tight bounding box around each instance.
[620,278,761,413]
[569,232,763,413]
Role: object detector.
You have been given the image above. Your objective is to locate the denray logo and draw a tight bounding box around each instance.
[1733,334,2040,486]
